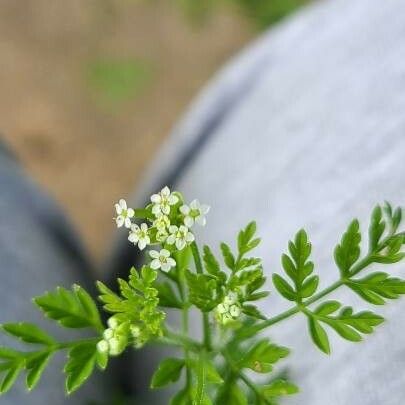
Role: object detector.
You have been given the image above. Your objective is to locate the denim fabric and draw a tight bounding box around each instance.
[0,140,109,404]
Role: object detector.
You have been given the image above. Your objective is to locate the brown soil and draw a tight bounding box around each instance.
[0,0,252,260]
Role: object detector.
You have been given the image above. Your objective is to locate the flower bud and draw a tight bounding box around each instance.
[97,340,109,354]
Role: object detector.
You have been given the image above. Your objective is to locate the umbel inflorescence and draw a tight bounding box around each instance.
[0,187,405,404]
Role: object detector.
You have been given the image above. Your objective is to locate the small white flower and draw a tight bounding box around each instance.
[216,303,229,314]
[151,186,179,216]
[180,199,210,227]
[166,225,195,251]
[215,293,242,325]
[153,214,170,232]
[128,223,150,250]
[149,249,176,272]
[114,199,135,228]
[229,304,241,317]
[223,292,238,306]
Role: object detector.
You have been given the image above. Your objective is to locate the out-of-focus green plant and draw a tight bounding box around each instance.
[174,0,311,29]
[231,0,311,29]
[86,58,152,108]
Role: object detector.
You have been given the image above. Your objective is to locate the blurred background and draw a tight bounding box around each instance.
[0,0,309,260]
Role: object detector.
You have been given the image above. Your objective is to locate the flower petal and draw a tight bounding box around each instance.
[180,205,190,215]
[127,208,135,218]
[138,239,147,250]
[186,232,195,243]
[124,217,132,228]
[176,239,186,251]
[184,216,194,228]
[196,216,206,226]
[115,203,122,215]
[152,205,161,216]
[151,194,161,204]
[161,186,170,196]
[168,194,179,205]
[161,262,171,272]
[190,199,199,210]
[150,259,161,270]
[162,205,170,215]
[167,258,176,267]
[161,249,170,258]
[169,225,178,233]
[128,233,139,243]
[166,235,176,245]
[119,199,127,209]
[149,250,159,259]
[116,216,125,227]
[201,205,210,214]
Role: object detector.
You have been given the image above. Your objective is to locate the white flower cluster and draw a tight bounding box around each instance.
[215,292,242,325]
[96,317,128,356]
[114,186,210,272]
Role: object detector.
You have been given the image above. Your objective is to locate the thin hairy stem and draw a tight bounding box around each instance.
[159,328,203,352]
[177,268,192,389]
[191,241,212,351]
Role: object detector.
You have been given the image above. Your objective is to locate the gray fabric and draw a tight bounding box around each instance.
[0,145,109,404]
[126,0,405,403]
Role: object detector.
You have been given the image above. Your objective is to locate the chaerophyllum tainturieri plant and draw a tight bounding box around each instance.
[1,187,405,404]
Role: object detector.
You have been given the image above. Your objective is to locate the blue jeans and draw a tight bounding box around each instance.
[0,141,112,404]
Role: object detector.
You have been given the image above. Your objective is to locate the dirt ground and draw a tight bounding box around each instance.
[0,1,252,260]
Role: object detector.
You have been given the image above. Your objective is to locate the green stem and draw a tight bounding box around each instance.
[159,329,203,352]
[177,268,192,390]
[54,337,99,351]
[239,373,265,402]
[190,241,212,351]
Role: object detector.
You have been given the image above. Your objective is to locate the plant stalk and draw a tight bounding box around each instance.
[191,241,212,351]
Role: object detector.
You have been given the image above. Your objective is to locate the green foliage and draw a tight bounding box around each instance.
[176,0,309,30]
[334,219,361,277]
[189,352,223,405]
[308,302,384,354]
[384,201,402,233]
[65,342,98,394]
[369,205,385,252]
[34,285,103,331]
[273,229,318,302]
[185,270,223,312]
[150,358,185,388]
[238,339,289,373]
[1,323,55,346]
[221,382,248,405]
[261,379,299,398]
[347,272,405,305]
[0,197,404,403]
[155,282,183,309]
[0,285,104,395]
[25,351,52,390]
[97,266,165,344]
[186,222,267,319]
[203,246,227,282]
